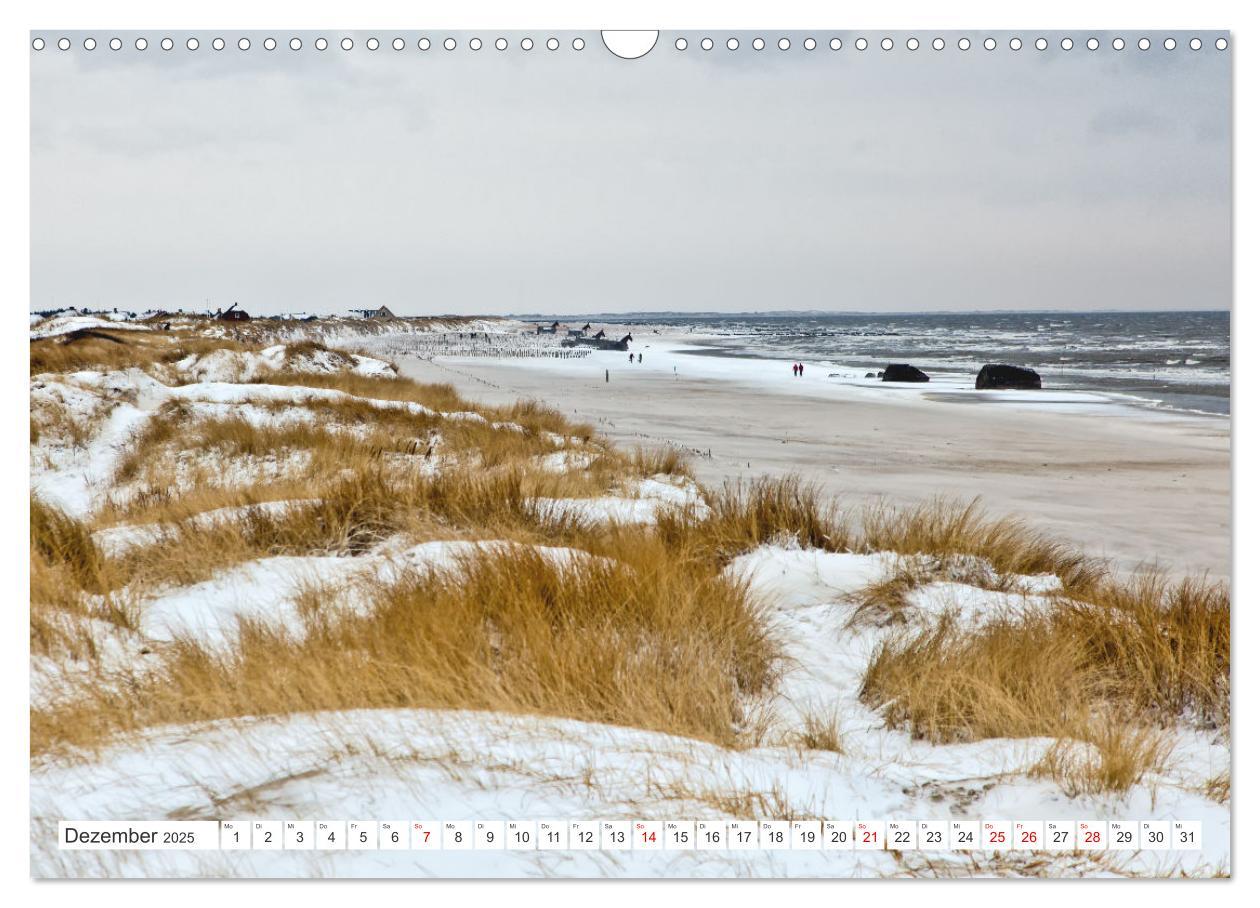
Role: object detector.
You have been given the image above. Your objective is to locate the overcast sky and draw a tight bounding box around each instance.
[31,30,1231,316]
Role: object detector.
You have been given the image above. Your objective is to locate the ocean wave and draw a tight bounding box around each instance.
[646,310,1230,416]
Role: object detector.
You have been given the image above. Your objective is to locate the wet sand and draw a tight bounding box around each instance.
[396,340,1231,578]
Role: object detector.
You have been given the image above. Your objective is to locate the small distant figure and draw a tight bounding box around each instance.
[637,353,642,363]
[792,362,799,377]
[629,352,634,363]
[799,363,806,376]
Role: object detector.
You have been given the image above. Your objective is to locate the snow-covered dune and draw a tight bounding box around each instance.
[32,543,1229,878]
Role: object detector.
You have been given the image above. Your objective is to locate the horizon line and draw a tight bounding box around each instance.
[29,305,1231,319]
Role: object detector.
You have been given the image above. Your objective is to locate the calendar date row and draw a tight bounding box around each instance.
[61,819,1203,852]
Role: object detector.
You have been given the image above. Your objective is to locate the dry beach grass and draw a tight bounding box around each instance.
[29,327,1231,817]
[860,572,1229,742]
[30,324,248,377]
[34,542,778,755]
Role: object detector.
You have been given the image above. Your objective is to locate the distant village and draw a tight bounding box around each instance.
[30,304,636,350]
[29,302,401,324]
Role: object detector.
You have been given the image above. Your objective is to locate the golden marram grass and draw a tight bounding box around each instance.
[30,327,1229,813]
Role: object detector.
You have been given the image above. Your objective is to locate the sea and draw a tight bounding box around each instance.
[606,310,1231,417]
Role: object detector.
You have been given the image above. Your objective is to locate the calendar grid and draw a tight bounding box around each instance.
[58,819,1203,852]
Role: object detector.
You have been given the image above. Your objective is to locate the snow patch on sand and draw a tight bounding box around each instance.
[528,475,710,525]
[174,345,396,383]
[91,499,322,558]
[348,354,397,377]
[533,450,598,473]
[30,616,157,710]
[30,316,153,340]
[32,704,1228,878]
[30,399,150,519]
[30,367,534,520]
[107,448,314,509]
[136,540,599,649]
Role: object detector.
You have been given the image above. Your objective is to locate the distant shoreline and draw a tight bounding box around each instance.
[672,339,1230,420]
[513,307,1231,320]
[393,332,1230,579]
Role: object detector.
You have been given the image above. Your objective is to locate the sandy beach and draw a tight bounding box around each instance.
[396,333,1231,578]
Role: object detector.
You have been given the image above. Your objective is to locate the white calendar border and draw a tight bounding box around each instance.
[9,0,1248,903]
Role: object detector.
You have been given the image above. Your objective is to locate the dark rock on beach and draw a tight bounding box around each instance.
[975,363,1042,390]
[881,364,930,383]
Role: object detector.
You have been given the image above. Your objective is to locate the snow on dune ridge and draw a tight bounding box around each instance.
[90,499,322,558]
[174,344,396,383]
[30,315,153,340]
[133,539,603,649]
[33,544,1230,878]
[30,364,547,518]
[528,475,711,525]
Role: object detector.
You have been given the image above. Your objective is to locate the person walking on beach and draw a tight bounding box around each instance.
[637,353,642,364]
[799,362,805,377]
[792,362,799,377]
[629,352,634,363]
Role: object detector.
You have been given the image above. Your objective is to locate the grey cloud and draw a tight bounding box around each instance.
[1089,107,1174,138]
[30,30,1230,315]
